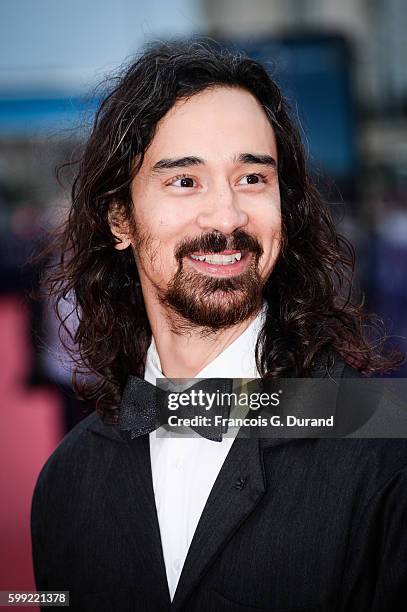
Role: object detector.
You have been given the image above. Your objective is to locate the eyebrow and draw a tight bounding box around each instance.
[151,152,277,172]
[152,156,203,171]
[235,153,277,168]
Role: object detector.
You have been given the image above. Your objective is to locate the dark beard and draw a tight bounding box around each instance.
[157,230,265,333]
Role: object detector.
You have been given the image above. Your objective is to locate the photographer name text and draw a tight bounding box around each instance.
[166,414,335,428]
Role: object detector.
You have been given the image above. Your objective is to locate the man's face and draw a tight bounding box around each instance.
[130,86,281,330]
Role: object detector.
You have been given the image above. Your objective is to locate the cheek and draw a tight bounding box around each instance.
[133,202,168,245]
[135,194,189,240]
[252,202,281,243]
[252,207,282,272]
[133,209,187,277]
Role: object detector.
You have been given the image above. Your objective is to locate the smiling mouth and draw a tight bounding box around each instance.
[189,251,243,265]
[185,250,252,277]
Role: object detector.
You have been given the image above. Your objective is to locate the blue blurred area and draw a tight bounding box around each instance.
[239,35,357,186]
[0,96,99,135]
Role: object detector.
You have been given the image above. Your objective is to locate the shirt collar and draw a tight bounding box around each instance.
[144,303,267,385]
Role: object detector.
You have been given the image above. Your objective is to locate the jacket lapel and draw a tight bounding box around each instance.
[171,435,269,610]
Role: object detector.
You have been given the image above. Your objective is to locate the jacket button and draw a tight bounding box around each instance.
[234,477,247,490]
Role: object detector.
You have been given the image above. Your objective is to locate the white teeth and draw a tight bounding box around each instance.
[190,252,242,265]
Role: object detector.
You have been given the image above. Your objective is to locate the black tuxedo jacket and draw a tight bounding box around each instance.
[31,355,407,611]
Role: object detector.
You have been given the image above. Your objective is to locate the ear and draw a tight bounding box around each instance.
[108,202,132,250]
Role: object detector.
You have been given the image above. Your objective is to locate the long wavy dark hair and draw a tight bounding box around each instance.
[39,39,401,422]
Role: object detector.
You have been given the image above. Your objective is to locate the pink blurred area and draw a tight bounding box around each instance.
[0,296,63,597]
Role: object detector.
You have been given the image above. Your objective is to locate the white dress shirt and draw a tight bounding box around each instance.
[145,308,265,600]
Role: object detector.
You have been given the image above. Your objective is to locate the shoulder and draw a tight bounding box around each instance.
[304,348,407,487]
[37,411,107,472]
[311,348,363,379]
[32,411,122,503]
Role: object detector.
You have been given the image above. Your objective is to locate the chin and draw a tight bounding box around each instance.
[163,286,263,332]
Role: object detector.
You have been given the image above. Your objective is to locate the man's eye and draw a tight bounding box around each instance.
[238,173,267,185]
[170,175,196,188]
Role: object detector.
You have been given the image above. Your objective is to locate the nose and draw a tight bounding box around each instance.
[196,183,249,234]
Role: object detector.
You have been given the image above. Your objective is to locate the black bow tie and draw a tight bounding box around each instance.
[118,376,234,442]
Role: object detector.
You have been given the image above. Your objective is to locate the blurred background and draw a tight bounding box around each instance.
[1,0,406,600]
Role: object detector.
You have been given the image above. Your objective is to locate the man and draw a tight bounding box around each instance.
[31,40,407,611]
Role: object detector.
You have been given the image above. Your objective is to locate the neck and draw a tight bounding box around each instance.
[146,301,261,379]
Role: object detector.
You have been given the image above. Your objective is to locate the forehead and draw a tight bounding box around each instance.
[143,86,278,165]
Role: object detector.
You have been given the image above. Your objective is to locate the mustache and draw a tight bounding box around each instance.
[174,230,263,261]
